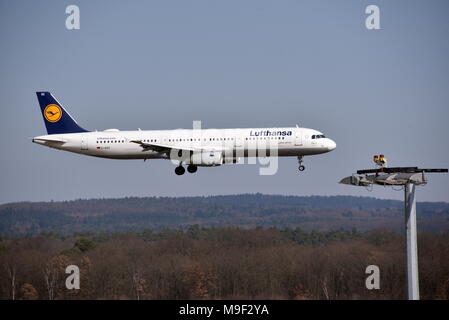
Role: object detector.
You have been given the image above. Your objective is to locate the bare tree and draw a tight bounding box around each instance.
[43,255,70,300]
[131,270,146,300]
[5,263,17,300]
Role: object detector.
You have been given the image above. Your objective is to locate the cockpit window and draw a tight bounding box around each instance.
[313,134,326,139]
[312,135,315,139]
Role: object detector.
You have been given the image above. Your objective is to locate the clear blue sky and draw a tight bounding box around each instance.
[1,0,448,203]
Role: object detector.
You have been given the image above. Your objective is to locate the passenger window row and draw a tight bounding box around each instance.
[96,136,286,144]
[245,137,285,140]
[97,140,125,144]
[167,138,237,142]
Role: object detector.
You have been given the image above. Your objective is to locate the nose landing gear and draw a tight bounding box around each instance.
[298,156,305,172]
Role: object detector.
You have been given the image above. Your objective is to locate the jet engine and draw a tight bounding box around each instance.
[223,156,240,164]
[188,151,223,166]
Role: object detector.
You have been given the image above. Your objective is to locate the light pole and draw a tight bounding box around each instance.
[404,183,419,300]
[340,166,447,300]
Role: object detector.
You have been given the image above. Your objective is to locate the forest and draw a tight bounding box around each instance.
[1,227,449,300]
[1,194,449,237]
[1,194,448,300]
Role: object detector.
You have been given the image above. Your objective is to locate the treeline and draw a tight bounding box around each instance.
[1,227,448,300]
[1,194,449,237]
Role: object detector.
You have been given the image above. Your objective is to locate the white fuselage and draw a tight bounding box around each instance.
[33,127,336,163]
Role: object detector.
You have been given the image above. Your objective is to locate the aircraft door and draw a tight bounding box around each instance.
[294,130,302,146]
[235,136,243,148]
[81,135,88,150]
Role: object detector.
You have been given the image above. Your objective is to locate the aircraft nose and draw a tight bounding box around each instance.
[327,139,336,151]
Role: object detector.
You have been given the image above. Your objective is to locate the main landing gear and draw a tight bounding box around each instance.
[297,156,305,172]
[187,165,197,173]
[175,164,198,175]
[175,165,185,175]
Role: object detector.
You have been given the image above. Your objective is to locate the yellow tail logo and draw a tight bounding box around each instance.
[44,104,62,123]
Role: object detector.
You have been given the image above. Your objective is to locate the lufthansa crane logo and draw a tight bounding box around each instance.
[44,104,62,122]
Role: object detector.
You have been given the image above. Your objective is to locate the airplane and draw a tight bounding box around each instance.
[32,92,337,175]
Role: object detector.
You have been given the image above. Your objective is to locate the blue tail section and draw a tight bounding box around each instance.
[36,92,89,135]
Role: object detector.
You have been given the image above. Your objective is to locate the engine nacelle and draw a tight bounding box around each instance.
[189,151,223,166]
[223,156,240,164]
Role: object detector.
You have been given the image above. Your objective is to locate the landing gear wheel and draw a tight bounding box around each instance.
[175,166,185,175]
[297,156,305,173]
[187,165,198,173]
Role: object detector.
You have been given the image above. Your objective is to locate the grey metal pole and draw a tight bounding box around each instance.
[404,183,419,300]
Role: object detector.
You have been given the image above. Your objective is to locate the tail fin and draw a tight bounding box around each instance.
[36,92,89,135]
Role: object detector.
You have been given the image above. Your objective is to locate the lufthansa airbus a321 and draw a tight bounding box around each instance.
[32,92,337,175]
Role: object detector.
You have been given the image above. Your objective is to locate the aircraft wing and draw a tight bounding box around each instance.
[130,140,225,154]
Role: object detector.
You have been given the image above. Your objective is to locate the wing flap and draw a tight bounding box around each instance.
[130,140,195,153]
[130,140,225,153]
